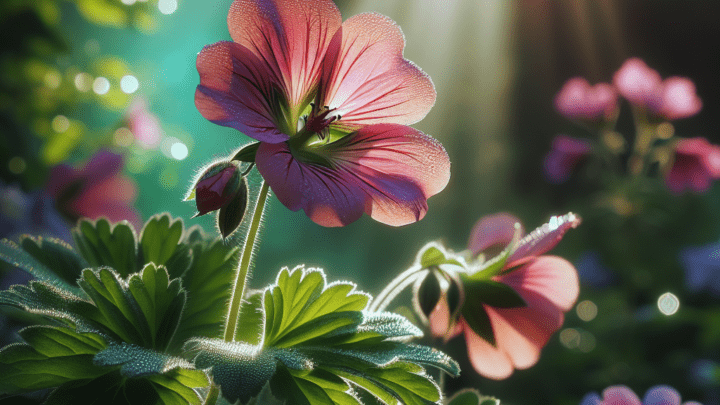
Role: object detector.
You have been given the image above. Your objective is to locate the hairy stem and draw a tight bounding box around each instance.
[203,385,220,405]
[369,266,427,313]
[224,180,270,341]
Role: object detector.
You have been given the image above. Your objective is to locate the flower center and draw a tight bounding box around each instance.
[304,103,342,138]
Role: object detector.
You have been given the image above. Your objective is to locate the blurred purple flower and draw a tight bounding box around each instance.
[555,77,618,123]
[613,58,702,120]
[125,98,162,149]
[45,150,141,231]
[581,385,702,405]
[665,137,720,194]
[543,135,592,183]
[679,241,720,296]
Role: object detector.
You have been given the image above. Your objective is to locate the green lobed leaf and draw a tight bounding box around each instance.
[140,214,184,269]
[445,389,500,405]
[77,264,186,350]
[172,239,239,350]
[0,239,78,293]
[72,218,138,278]
[0,325,108,395]
[191,266,459,405]
[19,235,89,288]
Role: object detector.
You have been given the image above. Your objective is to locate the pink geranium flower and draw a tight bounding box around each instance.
[665,137,720,194]
[45,150,141,230]
[555,77,618,123]
[543,135,592,184]
[195,0,450,227]
[581,385,702,405]
[430,213,581,379]
[613,58,702,120]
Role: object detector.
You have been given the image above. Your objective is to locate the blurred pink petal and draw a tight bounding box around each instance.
[643,386,681,405]
[228,0,341,110]
[507,212,581,268]
[602,386,643,405]
[614,58,702,120]
[126,99,162,148]
[467,212,522,256]
[555,77,618,122]
[319,13,435,127]
[666,137,720,194]
[613,58,662,108]
[256,123,449,227]
[543,135,592,184]
[44,150,141,230]
[653,77,702,120]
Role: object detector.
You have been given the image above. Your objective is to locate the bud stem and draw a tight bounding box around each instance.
[369,266,427,313]
[224,180,270,341]
[205,180,270,405]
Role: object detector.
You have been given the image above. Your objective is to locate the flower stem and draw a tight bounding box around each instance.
[369,266,427,312]
[204,180,270,405]
[224,180,270,341]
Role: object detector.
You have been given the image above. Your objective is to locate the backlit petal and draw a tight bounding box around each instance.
[602,386,642,405]
[506,213,581,268]
[319,13,435,126]
[428,296,463,340]
[196,41,289,143]
[467,213,522,255]
[228,0,341,109]
[643,386,682,405]
[498,256,580,311]
[256,124,450,227]
[463,323,514,380]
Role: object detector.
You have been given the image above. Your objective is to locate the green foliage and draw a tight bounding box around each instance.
[445,390,500,405]
[72,218,138,278]
[418,244,464,269]
[189,266,460,405]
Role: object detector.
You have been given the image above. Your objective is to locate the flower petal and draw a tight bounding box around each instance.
[613,58,662,108]
[428,296,463,340]
[498,256,580,311]
[319,13,435,127]
[643,386,682,405]
[655,77,702,120]
[507,212,581,268]
[580,393,603,405]
[195,41,289,143]
[227,0,341,109]
[462,323,514,380]
[256,124,450,227]
[602,386,642,405]
[467,213,522,255]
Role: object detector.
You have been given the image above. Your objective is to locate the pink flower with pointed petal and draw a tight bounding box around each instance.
[581,385,702,405]
[665,137,720,194]
[45,150,141,230]
[613,58,702,120]
[430,213,580,380]
[555,78,618,123]
[195,0,449,227]
[543,135,592,184]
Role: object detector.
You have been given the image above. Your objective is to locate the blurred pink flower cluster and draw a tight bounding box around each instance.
[548,57,720,194]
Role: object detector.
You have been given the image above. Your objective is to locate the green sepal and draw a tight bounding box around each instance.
[446,389,501,405]
[419,244,465,269]
[463,280,526,309]
[466,224,522,281]
[461,299,496,347]
[231,142,261,162]
[72,218,138,278]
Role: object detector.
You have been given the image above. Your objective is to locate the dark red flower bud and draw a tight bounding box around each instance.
[194,162,243,216]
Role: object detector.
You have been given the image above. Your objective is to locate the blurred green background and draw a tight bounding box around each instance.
[1,0,720,404]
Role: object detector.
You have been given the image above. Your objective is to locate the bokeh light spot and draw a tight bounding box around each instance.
[158,0,178,15]
[559,328,580,349]
[113,127,134,147]
[51,115,70,133]
[120,75,139,94]
[578,331,596,353]
[658,292,680,315]
[93,77,110,95]
[74,73,92,92]
[656,122,675,139]
[44,70,61,89]
[8,157,27,175]
[576,300,598,322]
[170,142,188,160]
